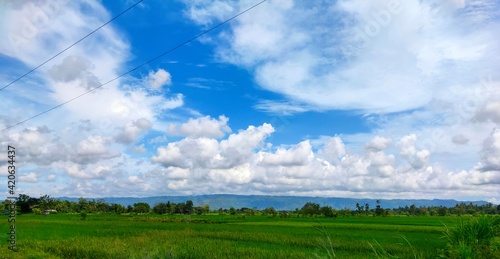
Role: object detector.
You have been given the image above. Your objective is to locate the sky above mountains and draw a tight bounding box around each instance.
[0,0,499,202]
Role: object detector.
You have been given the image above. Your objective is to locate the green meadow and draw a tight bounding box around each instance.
[4,213,492,258]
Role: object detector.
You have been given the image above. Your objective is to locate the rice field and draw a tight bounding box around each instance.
[0,213,493,258]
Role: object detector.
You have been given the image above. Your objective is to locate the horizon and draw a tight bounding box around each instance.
[1,0,499,203]
[54,193,490,203]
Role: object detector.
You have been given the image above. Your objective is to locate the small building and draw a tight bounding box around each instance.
[43,209,57,215]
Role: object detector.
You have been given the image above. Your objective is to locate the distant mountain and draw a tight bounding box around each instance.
[57,194,489,210]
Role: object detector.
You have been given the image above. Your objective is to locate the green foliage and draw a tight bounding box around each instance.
[302,202,321,216]
[133,202,150,214]
[262,207,277,217]
[153,202,168,214]
[80,211,87,220]
[313,221,336,258]
[5,212,461,258]
[32,208,42,215]
[369,235,422,259]
[320,206,333,218]
[441,216,500,258]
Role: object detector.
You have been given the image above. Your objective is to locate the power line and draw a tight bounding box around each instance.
[1,0,267,132]
[0,0,144,93]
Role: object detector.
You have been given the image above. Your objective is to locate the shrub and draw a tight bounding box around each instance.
[441,216,500,258]
[80,211,87,220]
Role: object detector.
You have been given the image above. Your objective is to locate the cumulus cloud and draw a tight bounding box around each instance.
[168,115,231,138]
[20,172,38,183]
[366,136,392,151]
[475,101,500,124]
[48,55,101,90]
[115,118,152,144]
[74,135,119,163]
[132,144,147,153]
[153,123,274,169]
[47,175,57,182]
[1,1,498,200]
[480,128,500,171]
[65,164,110,179]
[146,69,172,90]
[317,136,346,165]
[260,140,313,166]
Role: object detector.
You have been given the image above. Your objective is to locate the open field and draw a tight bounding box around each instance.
[1,214,496,258]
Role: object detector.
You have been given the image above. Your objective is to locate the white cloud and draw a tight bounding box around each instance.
[48,55,101,90]
[153,123,274,169]
[168,115,231,138]
[254,100,309,115]
[65,164,111,180]
[0,1,498,201]
[132,144,147,153]
[115,118,152,144]
[47,175,57,182]
[366,136,392,151]
[146,69,172,90]
[184,0,500,113]
[480,128,500,171]
[20,172,38,183]
[149,135,168,144]
[452,134,469,145]
[475,101,500,124]
[260,140,313,166]
[317,136,346,165]
[397,134,418,158]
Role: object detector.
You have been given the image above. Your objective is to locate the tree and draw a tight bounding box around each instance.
[94,199,110,213]
[365,203,370,215]
[301,202,320,217]
[184,200,194,215]
[437,206,448,216]
[229,207,237,215]
[374,200,383,216]
[194,204,210,215]
[133,202,150,214]
[263,207,277,217]
[78,198,88,212]
[320,206,335,218]
[175,203,185,214]
[110,203,126,214]
[355,202,365,215]
[153,203,168,214]
[39,194,55,211]
[17,194,35,213]
[167,202,175,215]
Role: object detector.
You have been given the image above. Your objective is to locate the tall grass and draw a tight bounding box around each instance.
[368,235,421,259]
[441,216,500,258]
[313,220,336,258]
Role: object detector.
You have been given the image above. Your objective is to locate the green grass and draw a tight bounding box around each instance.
[442,216,500,258]
[0,214,469,258]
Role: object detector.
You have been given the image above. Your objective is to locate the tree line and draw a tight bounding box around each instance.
[3,194,500,217]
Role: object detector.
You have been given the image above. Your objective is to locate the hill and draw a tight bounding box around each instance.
[57,194,489,210]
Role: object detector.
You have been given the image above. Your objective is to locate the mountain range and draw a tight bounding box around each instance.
[57,194,489,210]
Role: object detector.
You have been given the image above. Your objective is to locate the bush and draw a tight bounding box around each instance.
[441,216,500,258]
[33,208,42,215]
[80,211,87,220]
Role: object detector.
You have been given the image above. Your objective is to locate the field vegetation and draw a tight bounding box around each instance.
[1,195,499,258]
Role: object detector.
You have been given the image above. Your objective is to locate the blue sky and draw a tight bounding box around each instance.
[0,0,499,202]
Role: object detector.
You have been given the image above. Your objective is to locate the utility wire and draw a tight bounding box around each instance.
[1,0,267,132]
[0,0,144,93]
